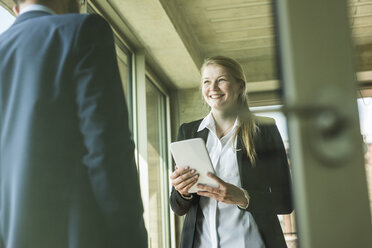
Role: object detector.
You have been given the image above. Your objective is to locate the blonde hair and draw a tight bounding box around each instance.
[201,56,259,164]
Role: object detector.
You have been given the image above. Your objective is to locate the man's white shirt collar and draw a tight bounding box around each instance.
[20,4,56,16]
[197,112,239,134]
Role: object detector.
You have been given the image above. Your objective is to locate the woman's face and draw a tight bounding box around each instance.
[201,64,244,112]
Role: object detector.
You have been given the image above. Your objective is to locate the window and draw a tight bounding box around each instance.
[146,77,170,248]
[357,97,372,214]
[114,39,133,132]
[0,6,15,34]
[251,105,297,245]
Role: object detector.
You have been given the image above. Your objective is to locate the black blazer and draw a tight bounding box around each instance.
[0,11,147,248]
[170,117,293,248]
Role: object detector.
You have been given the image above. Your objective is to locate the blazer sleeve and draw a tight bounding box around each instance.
[244,124,293,215]
[73,14,147,247]
[169,123,198,216]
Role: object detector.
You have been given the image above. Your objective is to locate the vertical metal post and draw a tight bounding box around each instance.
[276,1,372,247]
[133,51,150,246]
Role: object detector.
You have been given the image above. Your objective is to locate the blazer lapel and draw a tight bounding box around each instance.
[195,127,209,143]
[236,133,253,187]
[236,134,244,184]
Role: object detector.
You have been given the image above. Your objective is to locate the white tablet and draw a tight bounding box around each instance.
[170,138,218,193]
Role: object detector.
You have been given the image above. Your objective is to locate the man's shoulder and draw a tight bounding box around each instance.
[45,13,112,44]
[50,13,107,28]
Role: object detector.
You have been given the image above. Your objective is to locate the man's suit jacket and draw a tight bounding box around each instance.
[0,11,147,248]
[170,117,293,248]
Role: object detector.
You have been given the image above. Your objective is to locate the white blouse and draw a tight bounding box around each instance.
[193,112,265,248]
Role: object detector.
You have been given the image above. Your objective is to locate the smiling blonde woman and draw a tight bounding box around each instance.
[170,56,293,248]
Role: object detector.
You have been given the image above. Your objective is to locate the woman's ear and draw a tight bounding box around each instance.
[240,80,246,94]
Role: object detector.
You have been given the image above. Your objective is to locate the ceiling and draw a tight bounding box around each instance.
[101,0,372,92]
[1,0,371,93]
[177,0,276,83]
[178,0,372,79]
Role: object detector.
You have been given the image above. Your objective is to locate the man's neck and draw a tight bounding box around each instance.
[18,4,56,15]
[15,1,54,15]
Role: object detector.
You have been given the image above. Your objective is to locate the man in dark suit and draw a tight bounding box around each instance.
[0,0,147,247]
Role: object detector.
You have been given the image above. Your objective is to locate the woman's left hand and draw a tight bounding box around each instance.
[197,172,248,206]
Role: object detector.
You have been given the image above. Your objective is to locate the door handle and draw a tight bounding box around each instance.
[283,104,358,167]
[252,103,359,167]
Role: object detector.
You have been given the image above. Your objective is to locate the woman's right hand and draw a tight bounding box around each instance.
[170,166,199,196]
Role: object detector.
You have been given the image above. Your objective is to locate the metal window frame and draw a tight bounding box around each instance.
[145,70,172,248]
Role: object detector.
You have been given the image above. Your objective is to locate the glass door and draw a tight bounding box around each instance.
[276,1,372,247]
[114,40,133,132]
[145,77,170,248]
[0,5,14,34]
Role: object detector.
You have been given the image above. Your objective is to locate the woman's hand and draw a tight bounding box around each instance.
[170,166,199,196]
[197,172,248,206]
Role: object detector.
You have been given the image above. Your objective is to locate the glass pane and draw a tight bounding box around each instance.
[350,0,372,73]
[116,47,130,99]
[115,44,133,132]
[251,105,298,247]
[357,98,372,214]
[0,6,15,34]
[146,78,167,248]
[351,0,372,215]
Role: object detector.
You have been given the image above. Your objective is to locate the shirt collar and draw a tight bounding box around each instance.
[20,4,56,16]
[197,112,239,134]
[198,112,215,132]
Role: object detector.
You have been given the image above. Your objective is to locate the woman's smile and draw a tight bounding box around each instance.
[209,93,225,99]
[202,64,243,112]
